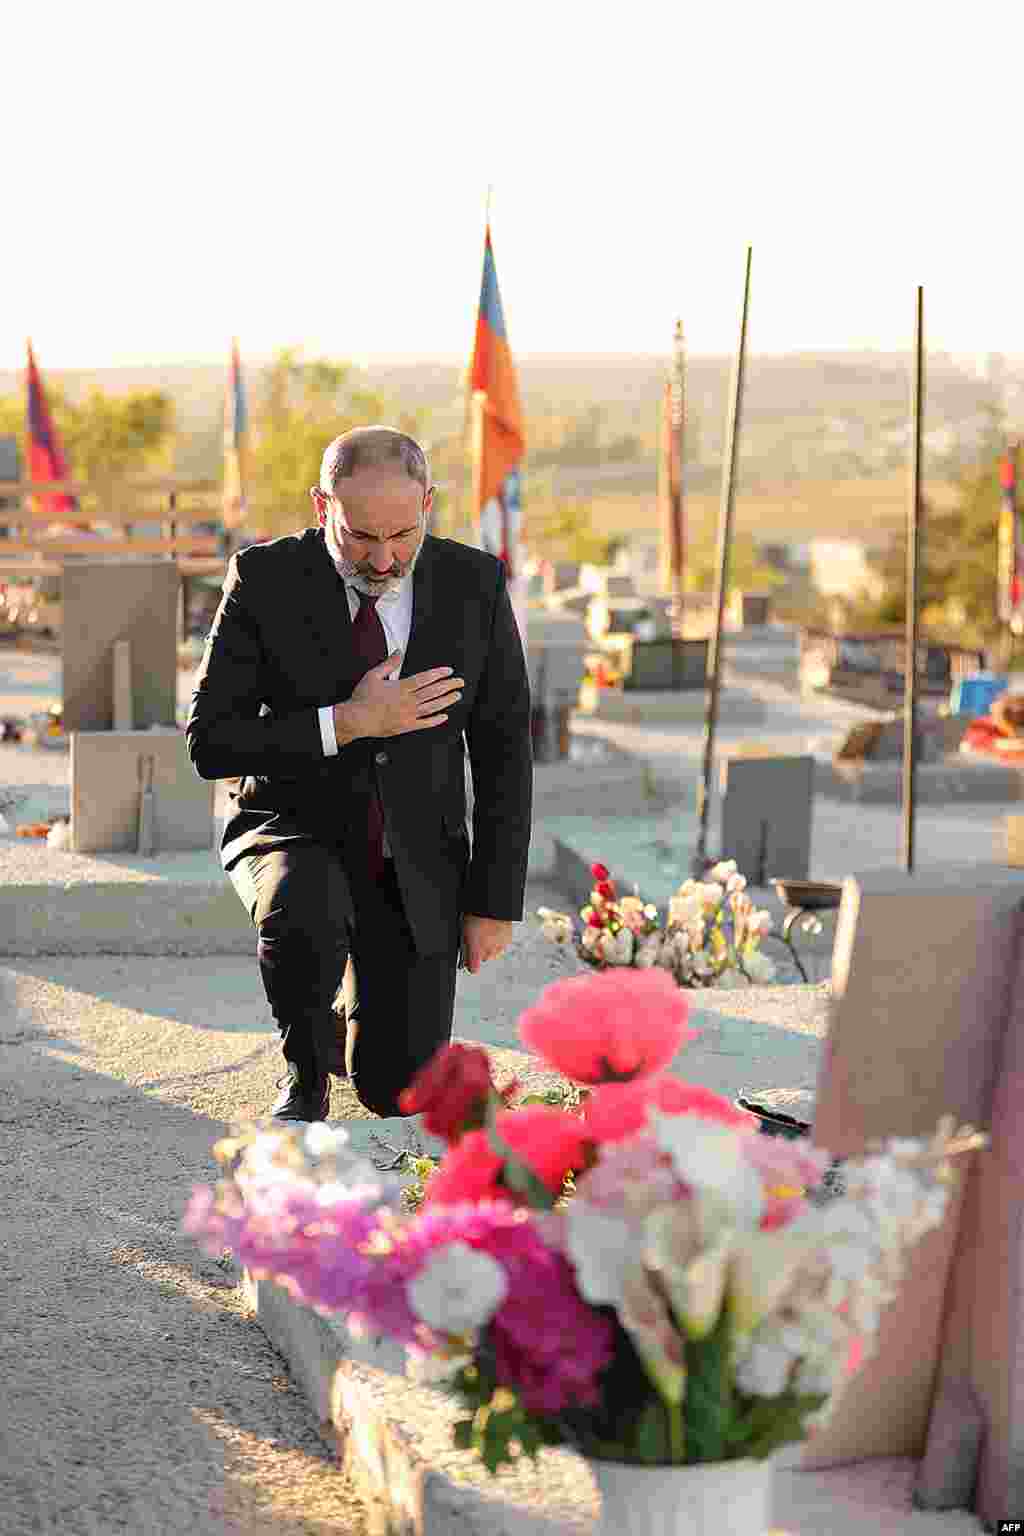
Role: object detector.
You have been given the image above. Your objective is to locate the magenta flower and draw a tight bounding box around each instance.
[517,970,695,1085]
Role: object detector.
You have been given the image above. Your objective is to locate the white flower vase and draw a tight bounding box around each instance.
[588,1455,774,1536]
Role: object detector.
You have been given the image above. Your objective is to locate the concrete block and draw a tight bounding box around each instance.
[720,754,813,883]
[0,842,251,956]
[62,558,178,732]
[71,730,214,854]
[248,1262,982,1535]
[805,864,1024,1525]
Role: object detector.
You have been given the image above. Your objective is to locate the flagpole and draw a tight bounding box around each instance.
[692,246,753,877]
[671,318,686,607]
[903,286,924,874]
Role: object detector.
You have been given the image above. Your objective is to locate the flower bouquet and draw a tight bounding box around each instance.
[539,860,778,987]
[185,970,983,1530]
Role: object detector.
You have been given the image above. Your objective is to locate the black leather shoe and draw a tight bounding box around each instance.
[270,1063,330,1123]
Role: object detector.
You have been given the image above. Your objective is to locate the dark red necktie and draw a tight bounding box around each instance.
[350,590,389,878]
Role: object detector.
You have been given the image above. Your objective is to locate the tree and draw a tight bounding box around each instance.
[248,349,425,538]
[0,385,175,488]
[522,492,615,565]
[869,467,1001,639]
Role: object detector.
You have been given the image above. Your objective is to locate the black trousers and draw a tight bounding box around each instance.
[228,843,460,1118]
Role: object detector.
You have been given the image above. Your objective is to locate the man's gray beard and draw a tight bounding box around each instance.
[323,514,424,597]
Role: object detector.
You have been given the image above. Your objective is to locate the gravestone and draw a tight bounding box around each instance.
[62,559,179,733]
[801,865,1024,1528]
[71,730,214,853]
[719,754,813,882]
[621,636,709,691]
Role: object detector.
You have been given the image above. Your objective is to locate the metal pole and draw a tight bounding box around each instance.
[693,246,753,876]
[903,286,924,874]
[670,319,686,606]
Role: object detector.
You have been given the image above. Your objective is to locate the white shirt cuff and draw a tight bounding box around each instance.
[318,705,339,757]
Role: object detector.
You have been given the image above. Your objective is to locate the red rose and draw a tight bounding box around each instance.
[596,880,616,901]
[591,862,610,882]
[586,910,606,929]
[397,1043,494,1142]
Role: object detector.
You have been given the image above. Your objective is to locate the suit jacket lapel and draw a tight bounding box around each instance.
[298,528,360,696]
[400,536,445,683]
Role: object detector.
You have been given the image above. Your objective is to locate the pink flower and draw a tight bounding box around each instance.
[741,1135,830,1230]
[517,970,695,1085]
[493,1107,590,1193]
[425,1131,504,1206]
[584,1074,756,1143]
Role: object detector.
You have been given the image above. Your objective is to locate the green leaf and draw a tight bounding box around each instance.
[683,1302,733,1463]
[453,1419,475,1451]
[633,1399,669,1465]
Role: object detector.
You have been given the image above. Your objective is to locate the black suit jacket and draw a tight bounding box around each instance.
[186,528,533,955]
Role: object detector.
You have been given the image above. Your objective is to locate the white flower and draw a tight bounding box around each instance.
[537,907,574,944]
[735,1327,797,1397]
[729,1230,818,1336]
[669,892,704,926]
[650,1114,764,1229]
[302,1123,351,1162]
[644,1203,733,1339]
[407,1242,508,1334]
[710,861,738,882]
[741,949,776,985]
[700,882,725,913]
[726,872,748,894]
[566,1202,636,1308]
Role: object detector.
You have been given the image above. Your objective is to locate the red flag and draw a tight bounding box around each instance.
[25,341,82,527]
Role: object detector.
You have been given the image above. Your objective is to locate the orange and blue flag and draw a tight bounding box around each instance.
[467,227,525,573]
[223,339,249,530]
[25,341,80,526]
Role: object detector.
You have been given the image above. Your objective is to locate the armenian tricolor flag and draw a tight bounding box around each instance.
[467,226,525,575]
[25,341,81,527]
[223,339,249,530]
[998,443,1022,630]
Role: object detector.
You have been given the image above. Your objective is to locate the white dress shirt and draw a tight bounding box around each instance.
[317,577,414,757]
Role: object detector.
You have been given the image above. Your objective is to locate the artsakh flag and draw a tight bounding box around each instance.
[25,341,81,526]
[223,338,249,530]
[467,226,525,574]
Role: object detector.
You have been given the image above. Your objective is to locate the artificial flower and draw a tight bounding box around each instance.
[425,1131,504,1206]
[492,1105,589,1193]
[518,970,694,1085]
[583,1075,751,1145]
[397,1043,494,1141]
[619,1262,687,1404]
[407,1240,509,1334]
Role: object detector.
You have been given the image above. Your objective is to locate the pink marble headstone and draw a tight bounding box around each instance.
[798,865,1024,1527]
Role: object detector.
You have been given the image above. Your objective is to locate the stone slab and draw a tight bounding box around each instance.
[818,755,1024,805]
[720,754,814,884]
[805,865,1024,1530]
[0,743,650,955]
[246,1268,982,1535]
[0,842,251,956]
[575,685,768,726]
[62,558,179,732]
[71,729,214,853]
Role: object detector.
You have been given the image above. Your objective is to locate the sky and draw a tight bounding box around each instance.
[4,0,1022,372]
